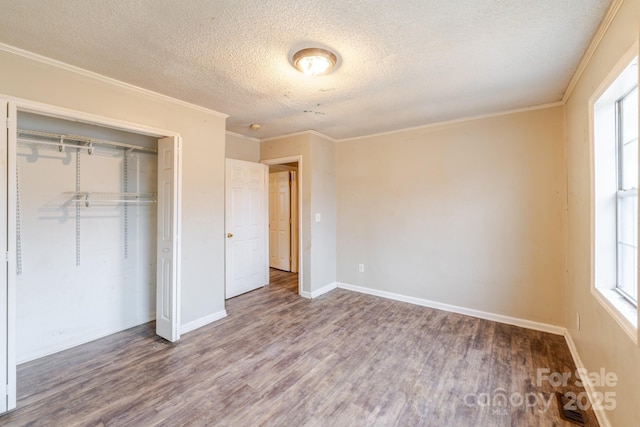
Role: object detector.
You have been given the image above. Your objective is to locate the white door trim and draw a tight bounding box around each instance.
[269,171,291,271]
[261,156,303,294]
[3,96,179,138]
[5,101,16,411]
[290,170,299,273]
[0,98,11,413]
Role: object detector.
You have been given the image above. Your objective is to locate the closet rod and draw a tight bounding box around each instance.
[16,129,158,154]
[17,138,95,153]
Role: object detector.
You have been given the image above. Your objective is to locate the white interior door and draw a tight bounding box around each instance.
[226,159,268,298]
[269,171,291,271]
[156,136,181,342]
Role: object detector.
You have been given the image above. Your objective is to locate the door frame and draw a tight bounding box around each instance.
[261,156,303,294]
[268,170,292,271]
[1,95,182,412]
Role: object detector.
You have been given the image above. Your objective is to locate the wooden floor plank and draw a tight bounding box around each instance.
[1,269,599,426]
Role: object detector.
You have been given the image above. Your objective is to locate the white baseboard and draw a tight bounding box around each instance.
[336,282,566,336]
[300,282,338,299]
[299,290,312,299]
[180,310,227,335]
[564,331,612,427]
[311,282,338,298]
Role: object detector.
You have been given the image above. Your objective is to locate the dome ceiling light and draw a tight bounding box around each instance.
[292,48,337,76]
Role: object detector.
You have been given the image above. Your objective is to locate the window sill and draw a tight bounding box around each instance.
[592,287,638,344]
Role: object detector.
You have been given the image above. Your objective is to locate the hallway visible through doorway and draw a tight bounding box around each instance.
[268,268,298,295]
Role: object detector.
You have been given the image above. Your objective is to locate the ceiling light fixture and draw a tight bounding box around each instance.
[292,48,337,76]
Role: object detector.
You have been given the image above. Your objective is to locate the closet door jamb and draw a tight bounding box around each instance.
[2,101,17,413]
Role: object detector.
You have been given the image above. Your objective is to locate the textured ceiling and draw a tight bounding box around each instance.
[0,0,611,140]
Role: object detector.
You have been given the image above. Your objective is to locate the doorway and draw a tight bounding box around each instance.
[268,164,298,273]
[262,157,302,295]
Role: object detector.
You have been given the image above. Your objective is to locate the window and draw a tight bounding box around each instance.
[616,86,639,305]
[593,52,638,340]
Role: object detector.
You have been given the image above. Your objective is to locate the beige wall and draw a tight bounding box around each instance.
[336,106,567,325]
[310,133,337,289]
[261,132,337,293]
[0,48,228,328]
[226,132,260,162]
[564,0,640,425]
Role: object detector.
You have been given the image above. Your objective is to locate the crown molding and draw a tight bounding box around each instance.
[308,129,338,142]
[259,130,311,143]
[0,42,228,119]
[562,0,624,104]
[259,129,337,143]
[225,130,260,142]
[337,101,563,143]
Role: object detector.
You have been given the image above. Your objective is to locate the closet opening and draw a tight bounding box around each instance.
[1,98,182,413]
[15,112,161,364]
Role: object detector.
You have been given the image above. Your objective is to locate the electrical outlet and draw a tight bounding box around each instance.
[358,264,364,273]
[577,313,581,331]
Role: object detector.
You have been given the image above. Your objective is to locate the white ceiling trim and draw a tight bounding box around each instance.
[335,101,564,143]
[260,129,337,143]
[308,130,337,143]
[226,130,260,142]
[562,0,625,104]
[0,42,228,119]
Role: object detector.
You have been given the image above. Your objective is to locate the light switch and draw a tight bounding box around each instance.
[315,213,321,222]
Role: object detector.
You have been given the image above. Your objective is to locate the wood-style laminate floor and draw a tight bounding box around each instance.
[2,269,598,426]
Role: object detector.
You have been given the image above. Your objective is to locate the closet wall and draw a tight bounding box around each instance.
[16,113,158,363]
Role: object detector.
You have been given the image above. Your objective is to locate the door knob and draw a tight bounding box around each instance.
[227,233,233,238]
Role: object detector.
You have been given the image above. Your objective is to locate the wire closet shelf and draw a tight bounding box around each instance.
[16,128,158,207]
[64,191,157,207]
[16,128,158,154]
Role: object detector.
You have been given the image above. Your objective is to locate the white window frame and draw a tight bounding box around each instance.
[615,87,639,306]
[591,43,639,345]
